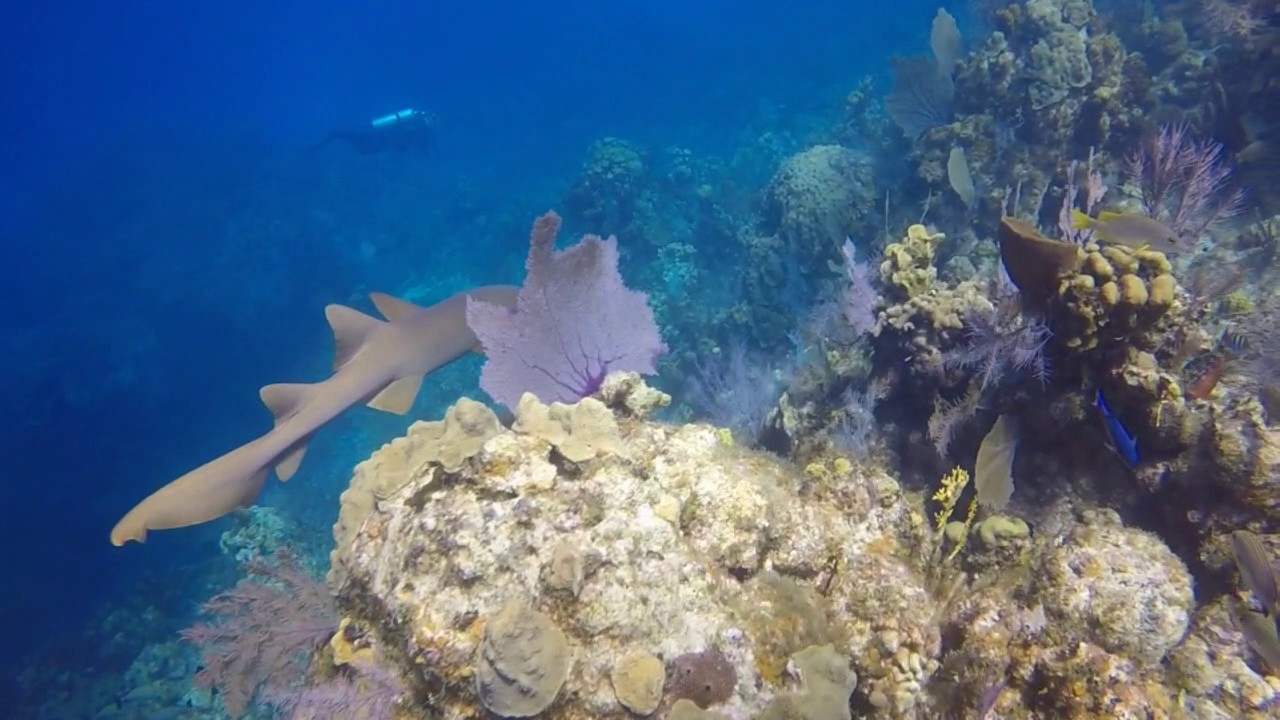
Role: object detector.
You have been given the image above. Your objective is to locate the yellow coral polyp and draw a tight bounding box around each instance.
[880,225,945,298]
[1222,289,1255,315]
[1118,274,1148,305]
[931,467,970,532]
[1132,248,1172,274]
[1099,281,1120,307]
[1084,251,1114,280]
[1101,245,1138,273]
[1148,274,1176,307]
[330,617,376,667]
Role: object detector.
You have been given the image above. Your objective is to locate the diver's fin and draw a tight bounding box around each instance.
[367,374,423,415]
[275,440,311,481]
[260,383,313,426]
[369,292,423,322]
[325,304,384,370]
[1070,208,1093,230]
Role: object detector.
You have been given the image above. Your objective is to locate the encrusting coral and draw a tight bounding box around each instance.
[874,224,993,373]
[330,372,928,718]
[316,370,1280,719]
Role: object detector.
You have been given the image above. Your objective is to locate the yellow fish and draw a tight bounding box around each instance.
[1071,209,1186,254]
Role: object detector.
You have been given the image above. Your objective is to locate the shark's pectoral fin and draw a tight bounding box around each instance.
[367,374,423,415]
[325,304,385,370]
[370,292,424,322]
[260,383,314,425]
[275,438,311,481]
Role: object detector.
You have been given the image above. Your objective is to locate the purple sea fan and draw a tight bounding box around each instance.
[1127,123,1245,239]
[467,211,668,409]
[266,662,405,720]
[841,237,878,336]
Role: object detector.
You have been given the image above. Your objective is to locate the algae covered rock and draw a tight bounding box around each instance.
[758,644,857,720]
[329,375,920,719]
[1028,509,1193,668]
[328,396,502,586]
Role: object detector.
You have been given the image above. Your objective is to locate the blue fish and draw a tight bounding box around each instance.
[1095,390,1139,465]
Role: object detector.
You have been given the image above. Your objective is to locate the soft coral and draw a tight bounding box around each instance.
[466,211,667,409]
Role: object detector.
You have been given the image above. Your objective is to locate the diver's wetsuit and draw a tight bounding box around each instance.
[311,110,435,156]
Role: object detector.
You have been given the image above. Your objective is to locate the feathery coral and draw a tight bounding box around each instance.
[180,553,338,718]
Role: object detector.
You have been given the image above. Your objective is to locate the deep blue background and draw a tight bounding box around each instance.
[0,0,941,690]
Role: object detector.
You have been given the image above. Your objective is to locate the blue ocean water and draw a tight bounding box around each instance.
[0,0,937,712]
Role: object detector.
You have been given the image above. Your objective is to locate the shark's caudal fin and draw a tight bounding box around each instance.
[109,456,269,546]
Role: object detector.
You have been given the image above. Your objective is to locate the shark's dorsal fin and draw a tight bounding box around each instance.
[370,292,423,322]
[367,374,423,415]
[325,304,383,370]
[260,383,313,425]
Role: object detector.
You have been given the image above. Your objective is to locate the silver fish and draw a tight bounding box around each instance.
[1232,530,1279,614]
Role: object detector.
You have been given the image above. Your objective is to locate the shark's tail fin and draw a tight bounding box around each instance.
[110,381,322,546]
[109,447,270,546]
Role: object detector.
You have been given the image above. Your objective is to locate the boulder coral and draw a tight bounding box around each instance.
[762,145,876,262]
[330,372,929,718]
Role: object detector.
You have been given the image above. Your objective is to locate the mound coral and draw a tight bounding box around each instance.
[763,145,876,261]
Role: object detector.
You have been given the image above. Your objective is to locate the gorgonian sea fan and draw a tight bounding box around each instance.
[467,211,667,410]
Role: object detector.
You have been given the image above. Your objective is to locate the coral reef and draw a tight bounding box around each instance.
[330,373,928,718]
[315,371,1280,719]
[875,224,993,373]
[762,145,876,264]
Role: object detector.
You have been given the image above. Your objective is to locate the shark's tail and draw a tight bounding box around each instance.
[110,294,448,547]
[109,380,326,546]
[109,443,272,546]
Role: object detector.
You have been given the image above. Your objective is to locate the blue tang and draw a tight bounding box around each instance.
[1095,389,1139,465]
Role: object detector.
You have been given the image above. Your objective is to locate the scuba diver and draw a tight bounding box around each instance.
[311,108,436,156]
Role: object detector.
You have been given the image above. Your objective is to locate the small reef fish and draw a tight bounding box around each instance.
[1071,209,1186,255]
[1186,330,1248,401]
[1187,358,1228,401]
[1095,389,1139,465]
[1233,598,1280,672]
[1232,530,1279,615]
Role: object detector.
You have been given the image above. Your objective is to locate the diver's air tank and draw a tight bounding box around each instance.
[371,109,417,128]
